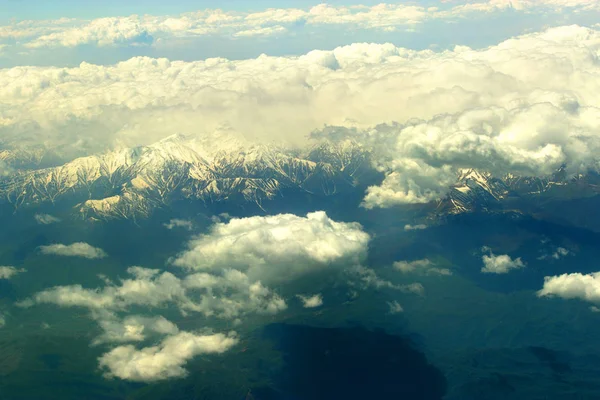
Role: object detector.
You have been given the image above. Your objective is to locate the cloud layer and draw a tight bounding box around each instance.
[2,25,600,208]
[0,1,598,54]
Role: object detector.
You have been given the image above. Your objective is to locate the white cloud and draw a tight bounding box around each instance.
[34,213,61,224]
[297,293,323,308]
[0,160,14,177]
[387,300,404,314]
[404,224,428,231]
[24,265,286,320]
[39,242,107,259]
[93,314,180,345]
[552,247,570,259]
[393,259,452,276]
[538,272,600,302]
[163,219,193,230]
[234,25,287,38]
[98,331,238,382]
[481,249,526,274]
[0,266,25,279]
[172,211,369,283]
[538,246,571,260]
[1,2,597,52]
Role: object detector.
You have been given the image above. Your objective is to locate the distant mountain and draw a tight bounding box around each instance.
[0,135,373,221]
[434,167,600,222]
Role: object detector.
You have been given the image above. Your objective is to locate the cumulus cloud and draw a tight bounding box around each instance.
[0,266,25,279]
[39,242,107,259]
[297,294,323,308]
[387,300,404,314]
[393,259,452,276]
[538,272,600,303]
[481,249,525,274]
[98,331,238,382]
[172,211,369,283]
[163,219,193,230]
[93,314,180,345]
[34,213,61,224]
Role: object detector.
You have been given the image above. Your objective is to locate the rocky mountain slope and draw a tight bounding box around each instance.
[0,135,372,220]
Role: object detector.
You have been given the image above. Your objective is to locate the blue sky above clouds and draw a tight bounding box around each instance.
[0,0,599,67]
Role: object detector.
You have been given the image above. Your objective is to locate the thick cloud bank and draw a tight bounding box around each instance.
[172,211,370,283]
[2,26,600,207]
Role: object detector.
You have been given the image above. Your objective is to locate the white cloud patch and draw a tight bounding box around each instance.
[538,272,600,303]
[393,259,452,276]
[552,247,570,259]
[34,213,61,225]
[93,314,180,345]
[163,219,193,231]
[98,331,238,382]
[172,211,369,283]
[0,160,14,177]
[39,242,107,259]
[0,266,25,279]
[481,249,526,274]
[404,224,428,231]
[297,294,323,308]
[387,300,404,314]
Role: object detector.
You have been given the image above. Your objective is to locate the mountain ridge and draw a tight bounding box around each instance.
[1,136,599,222]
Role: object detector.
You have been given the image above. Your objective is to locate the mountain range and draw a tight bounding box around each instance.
[1,134,599,224]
